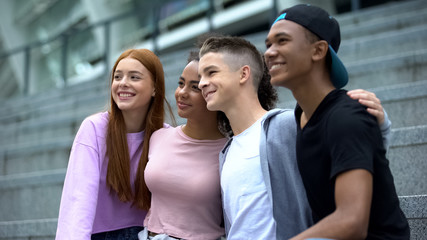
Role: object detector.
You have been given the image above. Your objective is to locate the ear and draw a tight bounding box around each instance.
[312,40,329,62]
[239,65,251,84]
[151,89,156,97]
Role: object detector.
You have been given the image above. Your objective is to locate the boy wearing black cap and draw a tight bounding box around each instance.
[265,4,409,239]
[198,38,393,240]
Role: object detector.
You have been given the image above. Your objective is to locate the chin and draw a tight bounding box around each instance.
[206,102,219,112]
[116,104,129,111]
[177,112,185,118]
[270,76,282,86]
[270,75,288,87]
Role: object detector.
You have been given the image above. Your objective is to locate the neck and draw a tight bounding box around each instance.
[293,84,334,120]
[290,69,335,121]
[225,99,267,136]
[122,110,147,133]
[182,116,224,140]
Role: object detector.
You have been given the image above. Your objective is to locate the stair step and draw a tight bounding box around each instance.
[339,25,427,62]
[336,0,426,24]
[0,218,57,239]
[0,91,108,127]
[345,49,427,92]
[0,137,72,176]
[398,194,427,240]
[0,170,64,221]
[388,125,427,196]
[0,112,84,147]
[0,170,65,222]
[374,80,427,128]
[337,0,427,33]
[0,169,65,190]
[277,80,427,129]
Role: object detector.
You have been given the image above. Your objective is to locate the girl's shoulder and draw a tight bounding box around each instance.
[84,111,109,125]
[152,124,178,137]
[76,112,109,139]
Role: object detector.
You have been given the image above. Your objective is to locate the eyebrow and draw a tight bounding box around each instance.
[265,32,291,44]
[179,76,199,84]
[114,70,143,75]
[199,65,216,79]
[201,65,217,75]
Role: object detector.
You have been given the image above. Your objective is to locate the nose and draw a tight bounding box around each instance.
[198,77,208,90]
[119,76,129,88]
[178,86,189,98]
[264,45,277,60]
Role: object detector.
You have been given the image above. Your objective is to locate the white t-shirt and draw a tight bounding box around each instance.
[221,116,276,240]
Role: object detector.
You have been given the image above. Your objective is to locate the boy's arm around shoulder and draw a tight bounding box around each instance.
[347,89,392,150]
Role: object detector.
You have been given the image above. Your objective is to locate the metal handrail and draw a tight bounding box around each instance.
[0,0,364,97]
[0,0,221,96]
[0,7,157,96]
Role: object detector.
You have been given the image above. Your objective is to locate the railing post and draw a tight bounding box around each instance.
[208,0,214,32]
[61,34,68,86]
[153,3,160,54]
[104,21,110,77]
[270,0,278,25]
[351,0,361,11]
[23,46,30,95]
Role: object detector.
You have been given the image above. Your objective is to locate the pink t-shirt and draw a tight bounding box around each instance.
[56,112,147,239]
[144,126,227,240]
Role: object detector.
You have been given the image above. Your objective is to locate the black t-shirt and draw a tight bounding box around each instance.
[295,89,409,239]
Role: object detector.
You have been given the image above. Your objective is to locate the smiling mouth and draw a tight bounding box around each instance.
[270,64,284,71]
[177,102,190,108]
[119,93,134,97]
[204,90,215,99]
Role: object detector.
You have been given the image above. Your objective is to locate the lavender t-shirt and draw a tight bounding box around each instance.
[56,112,147,239]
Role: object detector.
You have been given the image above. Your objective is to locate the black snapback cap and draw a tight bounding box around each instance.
[273,4,348,88]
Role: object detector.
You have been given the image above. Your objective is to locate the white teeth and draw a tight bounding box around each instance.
[271,64,284,70]
[119,93,132,97]
[205,92,214,99]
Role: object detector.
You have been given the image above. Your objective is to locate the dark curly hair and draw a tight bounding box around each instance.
[259,55,278,111]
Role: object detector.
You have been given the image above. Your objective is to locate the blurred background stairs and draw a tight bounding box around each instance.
[0,0,426,239]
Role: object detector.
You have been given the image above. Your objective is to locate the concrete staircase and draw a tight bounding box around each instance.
[0,0,426,239]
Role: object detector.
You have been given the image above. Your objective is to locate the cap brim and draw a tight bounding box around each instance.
[329,45,348,88]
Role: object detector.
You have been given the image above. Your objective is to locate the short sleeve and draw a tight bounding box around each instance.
[326,106,378,179]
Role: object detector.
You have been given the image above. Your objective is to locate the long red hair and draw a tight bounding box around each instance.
[106,48,172,210]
